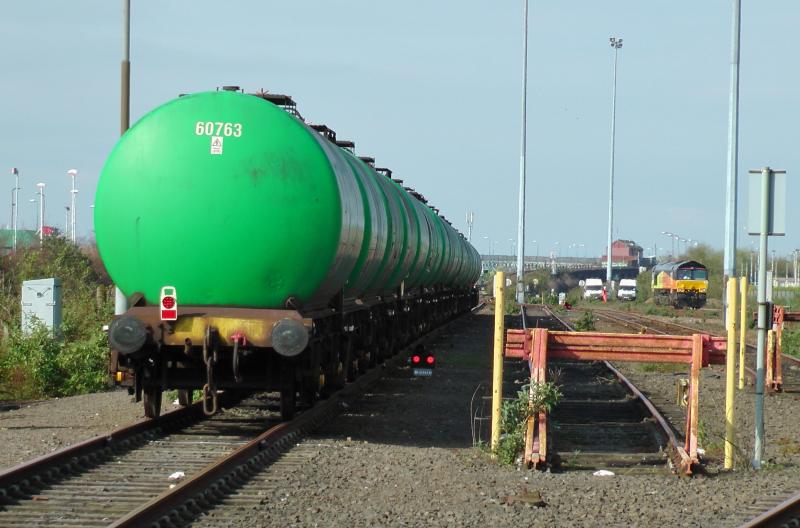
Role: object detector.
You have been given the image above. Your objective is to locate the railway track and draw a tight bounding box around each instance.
[585,306,800,526]
[0,309,474,527]
[588,307,800,392]
[521,305,683,473]
[737,489,800,528]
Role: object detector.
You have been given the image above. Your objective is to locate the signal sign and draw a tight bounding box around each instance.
[160,286,178,321]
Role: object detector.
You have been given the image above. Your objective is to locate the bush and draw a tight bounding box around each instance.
[573,311,596,331]
[784,330,800,358]
[0,322,110,399]
[0,237,113,399]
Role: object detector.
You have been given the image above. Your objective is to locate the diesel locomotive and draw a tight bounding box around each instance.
[96,88,481,419]
[651,260,708,308]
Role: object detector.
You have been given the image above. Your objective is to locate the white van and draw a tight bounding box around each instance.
[583,278,604,300]
[617,278,637,301]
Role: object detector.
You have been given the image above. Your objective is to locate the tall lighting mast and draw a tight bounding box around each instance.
[606,37,623,287]
[722,0,742,323]
[515,0,529,304]
[11,168,19,251]
[68,169,78,242]
[116,0,131,316]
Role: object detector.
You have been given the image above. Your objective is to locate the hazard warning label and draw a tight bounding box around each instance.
[210,136,223,155]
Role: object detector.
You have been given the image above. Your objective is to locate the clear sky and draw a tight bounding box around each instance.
[1,1,797,261]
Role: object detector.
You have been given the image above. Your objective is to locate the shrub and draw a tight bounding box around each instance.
[573,311,596,331]
[784,330,800,358]
[0,237,113,400]
[494,381,562,465]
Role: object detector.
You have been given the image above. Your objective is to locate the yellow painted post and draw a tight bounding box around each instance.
[491,271,506,457]
[738,276,748,390]
[724,277,737,469]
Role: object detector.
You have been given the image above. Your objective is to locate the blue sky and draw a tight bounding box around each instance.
[1,1,797,261]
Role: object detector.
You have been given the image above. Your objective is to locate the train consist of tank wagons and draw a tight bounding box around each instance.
[651,260,708,308]
[96,88,481,420]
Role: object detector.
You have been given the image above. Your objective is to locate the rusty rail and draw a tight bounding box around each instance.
[740,490,800,527]
[0,402,202,494]
[592,307,800,391]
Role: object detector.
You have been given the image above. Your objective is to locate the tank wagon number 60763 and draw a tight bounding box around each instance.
[194,121,242,137]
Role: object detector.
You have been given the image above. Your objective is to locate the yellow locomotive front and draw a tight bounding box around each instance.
[651,260,708,308]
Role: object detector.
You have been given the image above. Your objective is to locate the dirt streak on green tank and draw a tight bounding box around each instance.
[95,91,364,307]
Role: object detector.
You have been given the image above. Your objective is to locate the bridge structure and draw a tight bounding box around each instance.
[481,254,641,282]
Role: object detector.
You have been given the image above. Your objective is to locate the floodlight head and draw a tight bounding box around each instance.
[67,169,78,177]
[11,167,18,175]
[36,182,45,189]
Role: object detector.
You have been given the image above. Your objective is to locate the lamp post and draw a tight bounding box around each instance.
[36,183,45,243]
[515,0,530,304]
[11,168,19,251]
[90,204,95,235]
[117,0,132,316]
[723,0,742,325]
[29,198,36,230]
[606,36,623,287]
[68,169,78,243]
[662,231,675,258]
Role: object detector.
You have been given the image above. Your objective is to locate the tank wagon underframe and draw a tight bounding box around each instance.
[110,287,477,419]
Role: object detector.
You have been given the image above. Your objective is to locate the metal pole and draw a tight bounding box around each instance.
[116,0,131,315]
[491,271,506,456]
[515,0,528,304]
[11,168,19,251]
[606,37,622,286]
[739,276,748,390]
[724,277,737,469]
[723,0,742,325]
[37,183,45,243]
[121,0,131,136]
[752,167,771,469]
[69,170,77,243]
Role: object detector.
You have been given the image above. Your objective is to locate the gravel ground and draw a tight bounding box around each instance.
[2,307,800,527]
[0,390,178,469]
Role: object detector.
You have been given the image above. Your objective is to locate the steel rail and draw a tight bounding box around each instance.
[0,401,203,496]
[739,490,800,527]
[591,308,800,383]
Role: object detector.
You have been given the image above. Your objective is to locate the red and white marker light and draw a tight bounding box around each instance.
[160,286,178,321]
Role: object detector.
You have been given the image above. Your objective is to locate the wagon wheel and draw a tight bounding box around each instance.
[177,389,193,407]
[143,386,163,418]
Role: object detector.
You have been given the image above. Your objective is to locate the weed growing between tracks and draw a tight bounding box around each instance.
[494,381,563,465]
[573,311,596,332]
